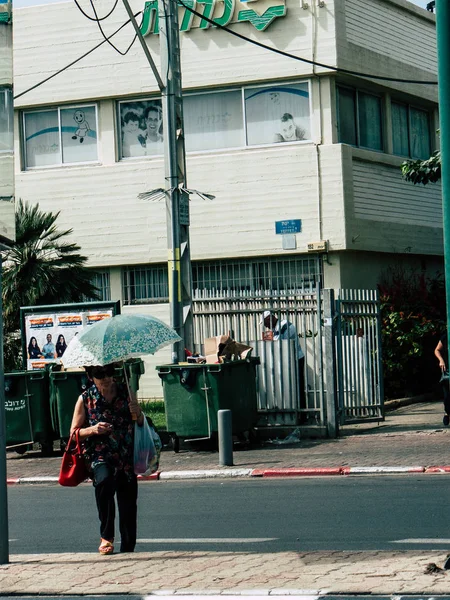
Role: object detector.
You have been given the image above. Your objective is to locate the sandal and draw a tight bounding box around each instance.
[98,538,114,555]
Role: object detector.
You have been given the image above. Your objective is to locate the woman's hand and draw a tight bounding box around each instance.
[128,396,141,417]
[91,422,113,436]
[128,393,144,425]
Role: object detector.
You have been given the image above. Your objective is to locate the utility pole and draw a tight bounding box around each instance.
[121,0,193,363]
[0,0,13,566]
[158,0,193,363]
[436,1,450,354]
[0,257,7,565]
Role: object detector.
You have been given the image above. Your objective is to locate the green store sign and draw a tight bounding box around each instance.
[0,0,11,23]
[140,0,287,35]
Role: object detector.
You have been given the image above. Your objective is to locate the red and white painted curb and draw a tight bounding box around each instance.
[7,465,450,484]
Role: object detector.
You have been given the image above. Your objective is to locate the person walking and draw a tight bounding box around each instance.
[435,332,449,426]
[70,363,144,555]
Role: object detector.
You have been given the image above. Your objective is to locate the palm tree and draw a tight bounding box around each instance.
[2,200,99,333]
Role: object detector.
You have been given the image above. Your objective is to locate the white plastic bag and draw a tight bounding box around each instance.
[134,418,162,475]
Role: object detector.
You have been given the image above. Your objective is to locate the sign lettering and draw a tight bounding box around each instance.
[140,0,286,35]
[5,399,26,412]
[275,219,302,235]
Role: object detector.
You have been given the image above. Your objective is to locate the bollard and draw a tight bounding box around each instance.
[218,409,233,466]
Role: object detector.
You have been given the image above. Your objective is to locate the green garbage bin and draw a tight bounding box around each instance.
[50,359,145,443]
[4,370,55,455]
[156,358,260,443]
[49,369,90,442]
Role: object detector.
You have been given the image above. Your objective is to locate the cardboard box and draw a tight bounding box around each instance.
[219,339,252,361]
[204,335,230,363]
[204,334,253,363]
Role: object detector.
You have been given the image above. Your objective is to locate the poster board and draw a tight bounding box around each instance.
[20,301,120,370]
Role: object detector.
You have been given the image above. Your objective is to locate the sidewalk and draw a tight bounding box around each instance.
[1,549,450,596]
[3,399,450,596]
[6,399,450,482]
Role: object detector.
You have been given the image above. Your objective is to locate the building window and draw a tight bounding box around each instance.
[244,83,311,146]
[118,82,312,159]
[193,256,320,297]
[118,99,163,158]
[122,264,169,304]
[22,104,98,169]
[122,257,320,304]
[0,87,13,153]
[91,269,111,301]
[337,87,383,152]
[184,90,244,152]
[392,102,431,160]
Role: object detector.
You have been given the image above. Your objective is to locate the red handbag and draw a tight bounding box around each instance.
[58,428,88,487]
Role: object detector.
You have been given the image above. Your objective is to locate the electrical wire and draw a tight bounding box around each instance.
[14,11,142,101]
[177,0,438,86]
[73,0,118,22]
[14,0,438,102]
[87,0,138,56]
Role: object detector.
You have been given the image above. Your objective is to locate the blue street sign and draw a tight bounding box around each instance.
[275,219,302,235]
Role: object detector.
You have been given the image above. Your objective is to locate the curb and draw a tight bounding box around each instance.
[142,590,327,598]
[384,392,437,412]
[7,465,450,484]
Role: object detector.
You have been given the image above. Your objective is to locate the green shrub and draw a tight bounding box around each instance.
[140,399,167,430]
[378,265,446,399]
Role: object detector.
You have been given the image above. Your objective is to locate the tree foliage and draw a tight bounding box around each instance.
[2,200,99,334]
[401,150,441,185]
[378,265,446,398]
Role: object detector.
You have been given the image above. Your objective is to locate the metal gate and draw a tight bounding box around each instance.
[192,290,325,428]
[192,288,384,434]
[335,289,384,424]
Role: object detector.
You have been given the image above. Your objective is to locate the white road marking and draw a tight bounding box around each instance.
[137,537,277,543]
[392,538,450,544]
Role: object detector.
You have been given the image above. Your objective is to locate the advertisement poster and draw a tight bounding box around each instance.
[118,99,163,158]
[24,308,113,370]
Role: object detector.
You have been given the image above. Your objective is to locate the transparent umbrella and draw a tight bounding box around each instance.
[61,313,181,368]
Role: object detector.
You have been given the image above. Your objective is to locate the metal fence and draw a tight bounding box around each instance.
[335,289,384,423]
[192,290,324,428]
[192,288,384,435]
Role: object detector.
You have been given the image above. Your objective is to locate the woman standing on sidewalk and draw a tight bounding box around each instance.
[70,363,144,555]
[434,332,449,426]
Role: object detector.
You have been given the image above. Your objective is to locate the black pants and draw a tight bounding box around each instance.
[93,463,138,552]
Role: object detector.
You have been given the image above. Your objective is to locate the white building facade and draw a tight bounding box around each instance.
[12,0,441,396]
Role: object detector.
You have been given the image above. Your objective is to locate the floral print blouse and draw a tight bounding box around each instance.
[82,383,134,480]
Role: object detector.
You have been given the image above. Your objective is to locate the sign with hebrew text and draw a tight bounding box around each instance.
[140,0,287,35]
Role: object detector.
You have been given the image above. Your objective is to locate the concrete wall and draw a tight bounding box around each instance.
[341,145,443,256]
[13,0,337,107]
[329,249,444,290]
[335,0,437,102]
